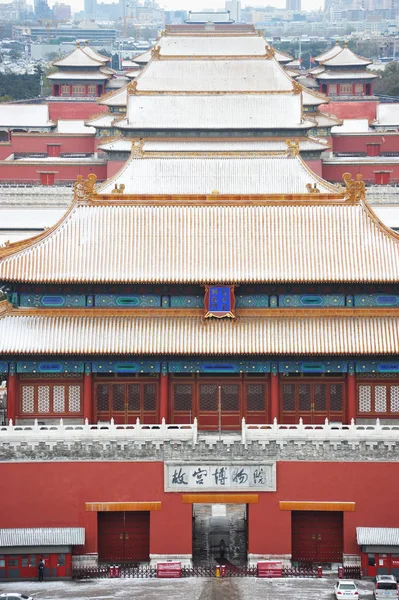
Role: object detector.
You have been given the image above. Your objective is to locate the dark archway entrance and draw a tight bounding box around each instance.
[292,511,343,564]
[192,504,248,566]
[98,511,150,563]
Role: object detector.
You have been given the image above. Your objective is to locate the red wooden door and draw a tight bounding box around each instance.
[281,379,344,424]
[95,381,158,424]
[197,382,241,430]
[292,511,343,564]
[98,512,150,563]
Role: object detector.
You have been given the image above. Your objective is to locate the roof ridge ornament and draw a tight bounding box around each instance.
[286,139,300,157]
[111,183,125,194]
[131,139,145,157]
[151,45,161,60]
[127,80,138,95]
[342,172,366,202]
[264,46,275,59]
[306,183,321,194]
[292,80,302,95]
[73,174,97,202]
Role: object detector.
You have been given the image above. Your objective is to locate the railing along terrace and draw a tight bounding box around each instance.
[242,417,399,445]
[0,417,198,445]
[0,417,398,445]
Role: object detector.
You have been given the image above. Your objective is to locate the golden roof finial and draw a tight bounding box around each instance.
[286,139,300,157]
[111,183,125,194]
[151,45,161,60]
[344,40,348,48]
[292,80,302,95]
[257,29,263,36]
[336,39,340,45]
[131,139,145,157]
[73,173,97,202]
[342,173,365,202]
[264,45,275,59]
[76,40,80,47]
[127,80,138,95]
[306,183,320,194]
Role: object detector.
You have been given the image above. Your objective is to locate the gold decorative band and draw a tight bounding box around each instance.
[85,502,162,511]
[279,501,355,512]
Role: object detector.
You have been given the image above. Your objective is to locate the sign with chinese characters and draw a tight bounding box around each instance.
[164,463,276,492]
[204,286,236,319]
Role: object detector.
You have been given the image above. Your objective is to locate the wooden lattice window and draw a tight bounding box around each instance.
[357,382,399,416]
[20,382,82,416]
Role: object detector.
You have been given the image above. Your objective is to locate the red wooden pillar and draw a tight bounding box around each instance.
[270,365,279,422]
[159,369,169,423]
[69,85,73,97]
[83,363,93,423]
[84,84,88,97]
[347,364,356,424]
[7,364,17,424]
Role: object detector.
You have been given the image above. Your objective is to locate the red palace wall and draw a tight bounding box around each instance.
[1,460,398,559]
[47,101,108,122]
[0,162,107,184]
[106,159,126,177]
[332,133,399,155]
[304,159,322,177]
[319,101,379,121]
[10,133,95,155]
[323,162,399,184]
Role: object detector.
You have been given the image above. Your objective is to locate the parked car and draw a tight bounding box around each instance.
[0,595,33,600]
[375,575,398,599]
[334,580,359,598]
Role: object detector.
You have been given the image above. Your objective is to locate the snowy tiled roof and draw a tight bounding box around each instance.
[53,46,104,68]
[374,104,399,127]
[357,528,399,546]
[57,119,96,134]
[321,46,372,67]
[47,71,109,81]
[315,42,342,62]
[98,153,336,195]
[301,87,328,106]
[135,59,295,92]
[2,198,399,285]
[0,104,54,128]
[331,119,370,134]
[0,312,398,355]
[99,86,128,107]
[0,528,85,546]
[86,114,117,128]
[125,94,308,130]
[82,46,110,63]
[317,70,377,80]
[98,138,329,153]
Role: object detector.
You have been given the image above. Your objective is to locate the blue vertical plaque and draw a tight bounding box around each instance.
[204,286,236,319]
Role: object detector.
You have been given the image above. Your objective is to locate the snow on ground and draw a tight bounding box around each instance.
[0,576,375,600]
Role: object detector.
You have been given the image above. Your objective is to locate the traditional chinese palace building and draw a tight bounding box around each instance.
[310,41,377,99]
[0,28,399,583]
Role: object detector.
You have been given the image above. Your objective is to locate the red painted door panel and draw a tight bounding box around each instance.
[98,512,150,563]
[292,511,343,564]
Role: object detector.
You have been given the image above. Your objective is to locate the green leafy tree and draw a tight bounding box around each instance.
[373,62,399,97]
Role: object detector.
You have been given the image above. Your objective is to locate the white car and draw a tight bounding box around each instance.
[334,580,359,598]
[0,594,33,600]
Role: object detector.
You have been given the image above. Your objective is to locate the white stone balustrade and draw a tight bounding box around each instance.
[0,417,198,446]
[242,417,399,443]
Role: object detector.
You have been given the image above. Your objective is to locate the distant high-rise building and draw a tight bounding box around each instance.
[34,0,51,17]
[286,0,301,10]
[225,0,241,22]
[84,0,96,19]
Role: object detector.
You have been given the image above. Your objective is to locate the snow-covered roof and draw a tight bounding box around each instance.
[98,153,337,196]
[374,104,399,127]
[0,208,66,229]
[317,70,377,80]
[86,114,117,128]
[321,46,372,67]
[56,119,96,134]
[0,528,85,547]
[301,87,329,107]
[315,42,342,62]
[47,71,109,81]
[135,59,295,93]
[53,46,105,68]
[331,119,370,134]
[100,86,128,107]
[124,94,309,130]
[0,104,54,128]
[357,528,399,546]
[81,45,110,63]
[155,35,273,57]
[99,138,329,153]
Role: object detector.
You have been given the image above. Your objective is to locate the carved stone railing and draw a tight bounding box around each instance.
[242,417,399,445]
[1,417,198,446]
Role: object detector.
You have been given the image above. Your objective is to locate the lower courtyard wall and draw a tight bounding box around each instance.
[0,459,398,563]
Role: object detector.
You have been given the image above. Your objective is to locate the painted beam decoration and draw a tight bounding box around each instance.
[164,462,276,492]
[204,285,236,319]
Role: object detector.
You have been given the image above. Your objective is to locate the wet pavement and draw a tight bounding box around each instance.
[0,576,375,600]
